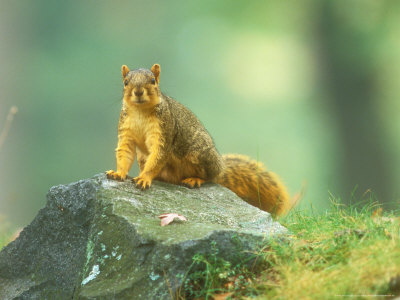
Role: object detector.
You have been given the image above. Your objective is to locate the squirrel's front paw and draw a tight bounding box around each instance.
[106,170,126,181]
[133,175,152,190]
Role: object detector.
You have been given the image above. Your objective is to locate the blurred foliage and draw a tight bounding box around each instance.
[1,0,400,226]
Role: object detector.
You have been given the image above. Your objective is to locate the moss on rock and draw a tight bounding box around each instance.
[0,174,287,299]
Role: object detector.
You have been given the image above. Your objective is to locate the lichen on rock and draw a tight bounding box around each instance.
[0,174,287,299]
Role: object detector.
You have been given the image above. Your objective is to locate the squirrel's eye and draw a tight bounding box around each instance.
[124,79,128,86]
[151,78,156,85]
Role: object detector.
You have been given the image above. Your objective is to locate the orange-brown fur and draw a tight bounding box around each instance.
[106,64,290,216]
[216,154,290,216]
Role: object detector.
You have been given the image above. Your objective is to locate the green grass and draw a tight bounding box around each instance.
[179,200,400,299]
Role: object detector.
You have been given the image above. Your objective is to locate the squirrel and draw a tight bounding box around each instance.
[106,64,290,216]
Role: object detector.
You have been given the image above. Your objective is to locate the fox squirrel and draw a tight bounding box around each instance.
[106,64,290,216]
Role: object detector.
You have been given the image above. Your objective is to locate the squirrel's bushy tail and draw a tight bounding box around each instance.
[215,154,290,216]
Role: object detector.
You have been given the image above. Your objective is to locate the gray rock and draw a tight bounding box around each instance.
[0,174,287,299]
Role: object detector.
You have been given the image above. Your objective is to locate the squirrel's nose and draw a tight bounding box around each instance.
[134,90,144,97]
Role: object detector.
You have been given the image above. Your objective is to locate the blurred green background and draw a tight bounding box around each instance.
[1,0,400,228]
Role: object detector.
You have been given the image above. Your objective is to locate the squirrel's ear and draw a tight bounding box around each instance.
[151,64,160,83]
[121,65,130,78]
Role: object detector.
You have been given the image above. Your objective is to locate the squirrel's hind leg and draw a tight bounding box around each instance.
[181,177,205,188]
